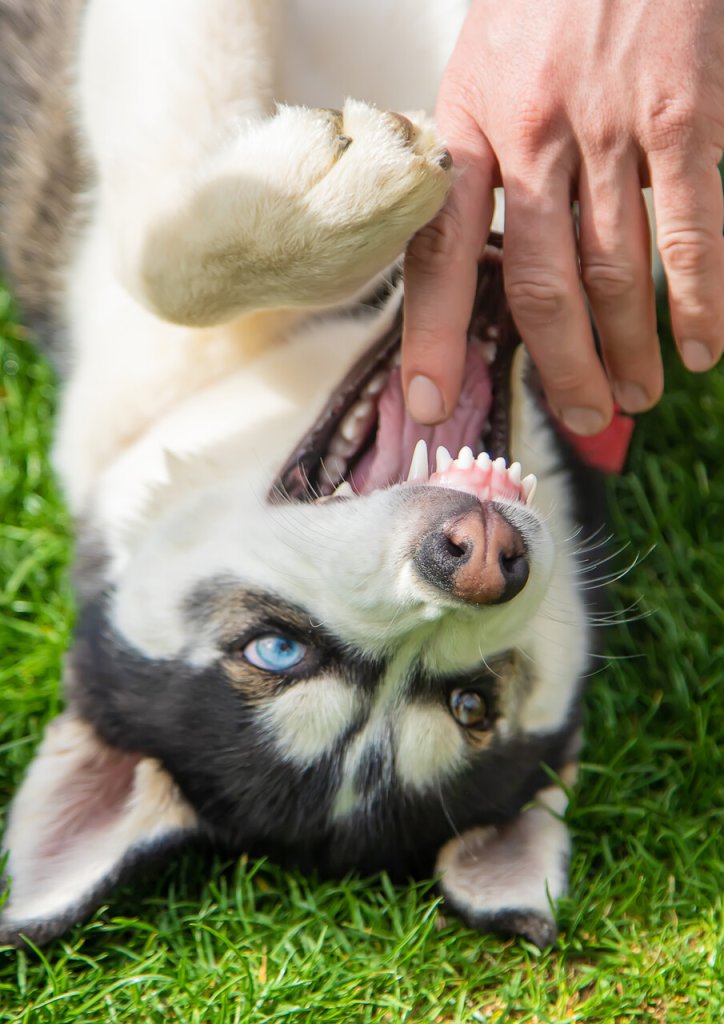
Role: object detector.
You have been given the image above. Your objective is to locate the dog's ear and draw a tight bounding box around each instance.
[0,713,200,947]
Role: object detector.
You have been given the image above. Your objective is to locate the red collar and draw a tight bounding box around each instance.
[555,407,634,474]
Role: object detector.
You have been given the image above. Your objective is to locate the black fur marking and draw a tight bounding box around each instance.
[443,899,558,951]
[66,583,581,884]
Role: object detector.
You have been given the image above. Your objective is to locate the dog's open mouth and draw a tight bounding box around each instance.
[273,236,536,507]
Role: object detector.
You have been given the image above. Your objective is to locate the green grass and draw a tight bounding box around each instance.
[0,284,722,1023]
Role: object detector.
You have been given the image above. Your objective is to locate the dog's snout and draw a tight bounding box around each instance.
[414,504,529,605]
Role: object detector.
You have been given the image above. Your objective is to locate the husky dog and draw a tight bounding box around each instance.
[0,0,604,948]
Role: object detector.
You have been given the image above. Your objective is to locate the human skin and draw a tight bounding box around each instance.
[402,0,724,434]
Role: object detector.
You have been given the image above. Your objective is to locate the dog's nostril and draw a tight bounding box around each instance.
[497,551,529,603]
[442,536,469,560]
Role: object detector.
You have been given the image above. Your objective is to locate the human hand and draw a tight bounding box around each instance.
[402,0,724,434]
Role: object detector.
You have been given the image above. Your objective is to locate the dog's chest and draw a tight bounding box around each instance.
[275,0,468,112]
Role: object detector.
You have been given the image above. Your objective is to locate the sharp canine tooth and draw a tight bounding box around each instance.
[457,446,474,468]
[436,446,453,471]
[407,439,429,482]
[508,462,522,485]
[522,473,537,502]
[333,481,355,498]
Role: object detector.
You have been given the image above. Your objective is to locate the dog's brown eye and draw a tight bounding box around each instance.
[450,689,490,729]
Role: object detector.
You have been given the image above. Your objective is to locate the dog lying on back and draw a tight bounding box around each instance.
[0,0,604,948]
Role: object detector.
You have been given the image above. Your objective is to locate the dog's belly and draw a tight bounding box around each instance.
[276,0,468,112]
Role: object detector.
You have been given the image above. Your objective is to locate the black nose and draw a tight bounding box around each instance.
[415,503,529,604]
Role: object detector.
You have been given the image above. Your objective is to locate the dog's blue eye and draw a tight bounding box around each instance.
[243,635,306,672]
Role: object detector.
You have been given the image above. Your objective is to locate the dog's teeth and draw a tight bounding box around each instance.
[392,349,402,367]
[333,481,355,498]
[493,456,507,472]
[485,324,500,341]
[522,473,537,503]
[364,371,387,396]
[476,452,491,472]
[329,434,356,457]
[323,455,347,482]
[480,341,497,365]
[457,446,474,468]
[435,445,453,472]
[407,439,429,482]
[508,462,522,485]
[340,398,373,442]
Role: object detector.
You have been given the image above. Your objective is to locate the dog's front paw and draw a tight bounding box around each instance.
[136,100,452,325]
[435,790,571,949]
[295,99,452,297]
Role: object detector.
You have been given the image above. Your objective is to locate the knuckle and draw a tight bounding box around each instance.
[581,260,638,305]
[505,272,569,323]
[657,226,716,276]
[511,97,567,156]
[405,206,462,273]
[578,123,624,161]
[642,97,698,152]
[541,365,598,402]
[403,322,447,360]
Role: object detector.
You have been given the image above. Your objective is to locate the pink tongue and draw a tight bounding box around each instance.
[352,346,492,493]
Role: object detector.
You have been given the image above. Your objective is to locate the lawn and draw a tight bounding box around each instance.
[0,283,721,1023]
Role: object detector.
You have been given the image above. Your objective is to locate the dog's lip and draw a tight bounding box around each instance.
[270,234,522,505]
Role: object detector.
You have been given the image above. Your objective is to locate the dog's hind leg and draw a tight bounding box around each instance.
[78,0,452,327]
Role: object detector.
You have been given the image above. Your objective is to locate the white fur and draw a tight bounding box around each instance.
[260,677,361,765]
[3,0,596,940]
[394,703,465,789]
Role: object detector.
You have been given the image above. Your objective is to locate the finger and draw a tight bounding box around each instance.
[578,153,663,413]
[403,119,495,424]
[503,168,614,435]
[649,152,724,372]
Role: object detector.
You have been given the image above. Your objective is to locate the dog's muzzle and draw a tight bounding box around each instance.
[414,500,528,605]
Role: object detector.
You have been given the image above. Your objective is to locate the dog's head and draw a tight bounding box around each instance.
[0,254,594,945]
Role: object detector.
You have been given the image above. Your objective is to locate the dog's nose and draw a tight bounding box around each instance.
[414,504,528,605]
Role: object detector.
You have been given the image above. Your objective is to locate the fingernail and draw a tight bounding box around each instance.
[681,340,715,372]
[407,375,445,423]
[612,380,650,413]
[559,406,607,436]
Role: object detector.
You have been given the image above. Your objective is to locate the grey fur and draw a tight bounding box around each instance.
[0,0,88,364]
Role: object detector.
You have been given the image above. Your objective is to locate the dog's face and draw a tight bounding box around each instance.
[73,467,557,865]
[0,262,589,946]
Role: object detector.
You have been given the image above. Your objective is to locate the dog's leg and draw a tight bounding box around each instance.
[78,0,451,327]
[435,748,580,949]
